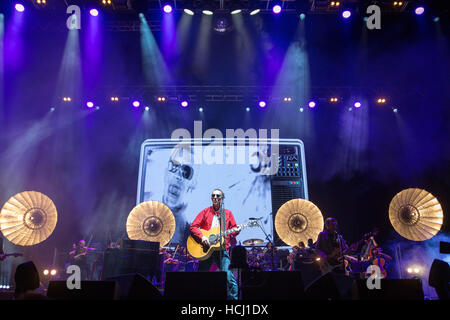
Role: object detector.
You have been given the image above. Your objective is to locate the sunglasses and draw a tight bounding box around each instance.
[168,160,194,180]
[211,194,222,198]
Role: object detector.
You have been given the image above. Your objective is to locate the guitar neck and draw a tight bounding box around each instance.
[222,223,248,237]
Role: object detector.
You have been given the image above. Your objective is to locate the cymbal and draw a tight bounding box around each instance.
[389,188,443,241]
[126,201,175,247]
[242,238,264,246]
[275,199,324,247]
[0,191,58,246]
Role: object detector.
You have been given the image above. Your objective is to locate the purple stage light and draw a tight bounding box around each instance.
[354,101,361,108]
[308,101,316,108]
[181,100,189,108]
[15,3,25,12]
[415,7,424,15]
[163,5,173,13]
[90,9,99,17]
[132,101,140,108]
[272,5,282,14]
[86,101,94,108]
[258,101,267,108]
[342,10,351,19]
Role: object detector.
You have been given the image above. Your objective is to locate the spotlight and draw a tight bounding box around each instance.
[330,97,338,102]
[433,17,440,22]
[184,9,194,16]
[258,101,267,108]
[95,106,100,110]
[308,101,316,108]
[231,9,242,15]
[283,97,292,102]
[272,5,282,14]
[50,107,55,112]
[354,101,361,108]
[36,0,47,5]
[90,9,99,17]
[246,107,250,112]
[157,96,166,102]
[342,10,351,19]
[199,107,203,112]
[330,2,340,7]
[163,4,173,13]
[299,107,304,112]
[63,97,72,102]
[110,96,119,102]
[180,100,189,108]
[86,101,94,108]
[393,1,404,6]
[102,0,112,5]
[50,269,57,276]
[299,13,306,20]
[202,10,213,15]
[415,6,425,15]
[43,269,49,275]
[144,106,150,111]
[15,3,25,12]
[250,9,260,16]
[377,98,386,103]
[393,108,398,113]
[132,100,140,108]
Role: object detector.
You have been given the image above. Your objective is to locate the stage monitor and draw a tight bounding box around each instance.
[137,138,308,246]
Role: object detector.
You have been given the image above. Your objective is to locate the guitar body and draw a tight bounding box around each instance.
[187,227,223,261]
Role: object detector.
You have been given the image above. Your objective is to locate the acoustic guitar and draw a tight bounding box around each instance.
[187,220,259,261]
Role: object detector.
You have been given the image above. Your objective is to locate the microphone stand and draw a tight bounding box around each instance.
[219,201,224,271]
[255,217,274,271]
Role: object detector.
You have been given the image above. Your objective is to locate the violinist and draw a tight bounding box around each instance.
[368,247,392,278]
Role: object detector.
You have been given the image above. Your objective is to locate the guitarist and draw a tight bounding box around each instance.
[316,217,350,275]
[189,188,241,300]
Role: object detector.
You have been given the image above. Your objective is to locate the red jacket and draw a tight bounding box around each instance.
[190,206,239,252]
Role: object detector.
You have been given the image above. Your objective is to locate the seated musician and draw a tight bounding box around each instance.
[368,247,392,263]
[68,240,95,280]
[315,218,351,274]
[189,188,241,300]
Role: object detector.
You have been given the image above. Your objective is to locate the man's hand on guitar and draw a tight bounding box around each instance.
[201,236,210,248]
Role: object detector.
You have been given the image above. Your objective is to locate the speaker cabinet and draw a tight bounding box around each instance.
[241,271,304,300]
[351,279,424,300]
[304,272,354,300]
[47,281,119,300]
[106,273,162,300]
[164,272,227,300]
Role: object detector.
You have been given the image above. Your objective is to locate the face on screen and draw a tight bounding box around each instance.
[162,148,196,209]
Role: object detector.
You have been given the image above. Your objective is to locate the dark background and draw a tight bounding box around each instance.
[0,2,448,284]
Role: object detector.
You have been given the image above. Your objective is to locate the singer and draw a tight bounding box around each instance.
[189,188,241,300]
[315,217,349,274]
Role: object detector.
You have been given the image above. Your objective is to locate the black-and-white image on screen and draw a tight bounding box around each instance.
[138,141,273,246]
